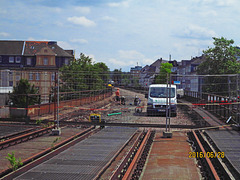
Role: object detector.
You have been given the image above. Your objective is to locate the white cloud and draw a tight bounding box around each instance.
[27,37,36,40]
[198,10,217,17]
[118,50,145,60]
[142,58,155,65]
[107,1,129,8]
[102,16,117,22]
[173,39,213,59]
[2,0,240,72]
[108,58,131,66]
[70,39,88,44]
[52,7,62,13]
[184,39,213,47]
[106,50,155,69]
[0,7,7,14]
[0,32,10,37]
[216,0,238,6]
[192,0,237,6]
[54,21,64,27]
[58,41,74,49]
[67,16,96,27]
[86,54,96,62]
[178,24,217,39]
[74,6,91,14]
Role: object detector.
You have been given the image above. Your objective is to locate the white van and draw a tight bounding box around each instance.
[146,84,177,116]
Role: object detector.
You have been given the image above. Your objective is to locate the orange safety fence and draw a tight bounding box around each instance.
[27,91,112,117]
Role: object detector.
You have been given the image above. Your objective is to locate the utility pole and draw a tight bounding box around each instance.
[236,74,240,125]
[54,72,57,122]
[163,73,172,138]
[52,71,61,136]
[57,72,60,129]
[228,76,230,99]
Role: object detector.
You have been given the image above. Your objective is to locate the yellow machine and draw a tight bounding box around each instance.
[89,113,101,123]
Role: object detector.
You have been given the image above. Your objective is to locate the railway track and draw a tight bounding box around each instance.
[1,88,239,179]
[96,129,155,180]
[0,127,37,142]
[7,127,137,180]
[188,130,233,180]
[0,126,53,150]
[111,130,155,180]
[0,126,98,179]
[3,127,155,180]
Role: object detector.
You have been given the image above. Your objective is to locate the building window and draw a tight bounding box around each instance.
[9,71,13,81]
[43,57,48,65]
[9,57,14,63]
[29,73,33,80]
[16,75,21,81]
[0,56,2,63]
[64,58,69,65]
[15,56,21,63]
[9,81,13,86]
[27,58,32,65]
[51,73,55,81]
[36,73,40,80]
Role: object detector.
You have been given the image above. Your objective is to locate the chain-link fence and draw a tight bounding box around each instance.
[1,70,239,126]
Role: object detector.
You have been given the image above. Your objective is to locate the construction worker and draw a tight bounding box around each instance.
[115,88,120,104]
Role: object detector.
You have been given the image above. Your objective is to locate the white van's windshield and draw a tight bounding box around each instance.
[150,87,175,98]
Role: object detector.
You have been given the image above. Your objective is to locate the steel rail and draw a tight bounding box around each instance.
[195,131,232,179]
[110,131,145,179]
[0,126,99,179]
[93,129,140,180]
[0,127,37,142]
[192,131,220,180]
[0,126,53,150]
[44,120,203,129]
[122,129,151,180]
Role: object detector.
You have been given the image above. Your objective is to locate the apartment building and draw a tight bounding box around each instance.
[0,40,74,103]
[176,55,205,92]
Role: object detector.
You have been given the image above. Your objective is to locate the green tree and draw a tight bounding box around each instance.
[9,79,39,108]
[112,69,122,85]
[154,63,173,84]
[60,53,110,94]
[197,37,240,96]
[93,62,110,84]
[122,73,131,87]
[60,53,92,91]
[197,37,240,75]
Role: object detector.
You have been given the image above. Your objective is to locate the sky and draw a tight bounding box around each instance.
[1,0,240,71]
